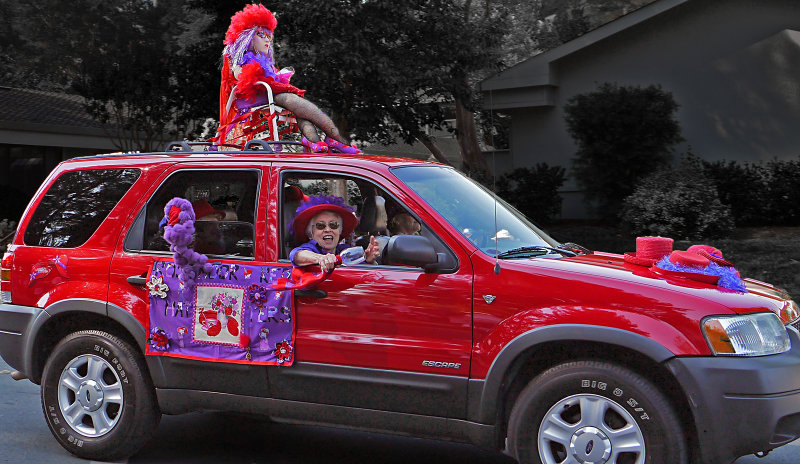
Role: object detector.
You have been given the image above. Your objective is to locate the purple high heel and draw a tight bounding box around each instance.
[325,137,362,154]
[301,137,329,153]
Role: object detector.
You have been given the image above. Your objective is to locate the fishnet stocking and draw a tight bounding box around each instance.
[274,93,348,144]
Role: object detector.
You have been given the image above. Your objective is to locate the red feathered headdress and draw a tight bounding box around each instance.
[224,4,277,45]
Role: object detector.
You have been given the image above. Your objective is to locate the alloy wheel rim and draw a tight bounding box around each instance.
[57,354,124,437]
[538,393,645,464]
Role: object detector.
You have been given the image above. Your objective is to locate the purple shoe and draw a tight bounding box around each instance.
[325,137,362,154]
[301,137,329,153]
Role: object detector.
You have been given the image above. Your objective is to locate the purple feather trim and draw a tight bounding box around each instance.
[242,52,277,79]
[162,197,213,290]
[289,195,355,237]
[655,257,747,292]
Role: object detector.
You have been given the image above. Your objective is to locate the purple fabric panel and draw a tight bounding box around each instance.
[146,260,296,365]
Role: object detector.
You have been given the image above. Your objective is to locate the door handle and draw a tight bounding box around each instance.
[294,289,327,299]
[127,274,148,286]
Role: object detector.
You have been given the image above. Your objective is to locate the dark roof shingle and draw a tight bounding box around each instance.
[0,86,102,129]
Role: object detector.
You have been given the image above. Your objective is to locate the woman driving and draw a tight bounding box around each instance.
[289,195,380,271]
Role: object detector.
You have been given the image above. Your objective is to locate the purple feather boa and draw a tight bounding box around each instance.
[288,195,355,237]
[242,51,277,79]
[162,197,213,289]
[655,256,747,292]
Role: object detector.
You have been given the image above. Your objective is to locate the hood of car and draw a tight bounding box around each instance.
[499,251,796,323]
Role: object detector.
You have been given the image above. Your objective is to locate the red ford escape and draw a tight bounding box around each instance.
[2,140,800,464]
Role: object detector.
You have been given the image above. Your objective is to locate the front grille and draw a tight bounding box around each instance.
[791,319,800,333]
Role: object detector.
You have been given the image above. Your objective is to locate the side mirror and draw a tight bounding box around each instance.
[383,235,441,271]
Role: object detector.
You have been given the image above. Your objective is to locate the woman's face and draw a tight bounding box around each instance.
[309,211,342,253]
[253,28,273,55]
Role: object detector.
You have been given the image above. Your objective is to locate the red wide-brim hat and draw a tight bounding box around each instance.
[686,244,733,267]
[651,250,720,285]
[624,236,673,267]
[650,266,721,285]
[290,196,358,244]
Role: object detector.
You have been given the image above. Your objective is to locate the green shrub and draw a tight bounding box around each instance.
[565,82,683,220]
[621,163,734,240]
[697,156,800,227]
[496,164,566,224]
[764,158,800,225]
[698,158,767,227]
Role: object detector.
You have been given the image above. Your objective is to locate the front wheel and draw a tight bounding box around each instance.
[508,360,687,464]
[41,330,160,461]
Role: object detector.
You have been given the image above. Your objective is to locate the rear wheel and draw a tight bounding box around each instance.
[508,360,687,464]
[41,330,160,461]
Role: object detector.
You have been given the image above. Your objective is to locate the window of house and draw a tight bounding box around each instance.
[23,168,140,248]
[125,169,259,259]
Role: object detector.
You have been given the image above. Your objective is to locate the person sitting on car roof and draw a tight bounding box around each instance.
[218,4,361,154]
[289,195,380,272]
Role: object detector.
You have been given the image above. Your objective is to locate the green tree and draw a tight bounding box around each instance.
[5,0,212,151]
[564,83,683,220]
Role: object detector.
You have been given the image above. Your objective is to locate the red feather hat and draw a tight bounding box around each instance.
[224,4,277,45]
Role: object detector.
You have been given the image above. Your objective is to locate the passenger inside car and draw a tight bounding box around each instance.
[192,200,226,255]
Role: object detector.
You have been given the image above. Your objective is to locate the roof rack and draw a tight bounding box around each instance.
[163,139,305,154]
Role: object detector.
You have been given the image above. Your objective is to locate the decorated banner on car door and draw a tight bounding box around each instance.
[145,259,295,366]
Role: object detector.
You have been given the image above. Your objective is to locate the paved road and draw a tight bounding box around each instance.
[1,357,798,463]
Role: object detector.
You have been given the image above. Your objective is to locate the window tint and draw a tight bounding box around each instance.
[392,165,556,255]
[24,169,140,248]
[129,169,259,259]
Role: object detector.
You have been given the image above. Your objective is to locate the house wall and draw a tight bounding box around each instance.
[490,0,800,218]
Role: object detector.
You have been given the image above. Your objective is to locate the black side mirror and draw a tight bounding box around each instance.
[383,235,441,271]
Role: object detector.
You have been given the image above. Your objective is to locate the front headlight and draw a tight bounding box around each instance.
[702,313,791,356]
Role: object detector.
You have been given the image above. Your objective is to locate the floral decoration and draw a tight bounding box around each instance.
[246,284,269,308]
[147,275,169,298]
[273,340,293,364]
[149,327,170,350]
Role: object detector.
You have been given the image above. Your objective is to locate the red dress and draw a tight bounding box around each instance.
[218,56,305,129]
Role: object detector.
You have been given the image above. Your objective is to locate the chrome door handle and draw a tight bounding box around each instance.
[127,275,147,286]
[294,289,327,299]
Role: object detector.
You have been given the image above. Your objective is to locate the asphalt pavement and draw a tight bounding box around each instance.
[1,356,799,463]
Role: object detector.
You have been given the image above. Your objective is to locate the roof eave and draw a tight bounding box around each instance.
[481,0,690,91]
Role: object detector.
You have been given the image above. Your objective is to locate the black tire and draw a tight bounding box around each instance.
[41,330,161,461]
[508,360,687,464]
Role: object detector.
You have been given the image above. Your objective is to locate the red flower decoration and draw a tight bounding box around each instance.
[273,340,293,364]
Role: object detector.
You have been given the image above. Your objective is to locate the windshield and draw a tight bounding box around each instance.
[392,165,559,256]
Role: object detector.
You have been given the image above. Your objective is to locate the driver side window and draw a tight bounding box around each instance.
[279,172,451,268]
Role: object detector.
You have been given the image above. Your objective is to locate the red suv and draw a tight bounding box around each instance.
[2,141,800,464]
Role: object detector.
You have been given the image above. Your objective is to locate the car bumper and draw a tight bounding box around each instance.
[0,303,43,374]
[666,328,800,464]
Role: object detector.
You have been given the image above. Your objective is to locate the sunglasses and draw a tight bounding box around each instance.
[314,221,340,230]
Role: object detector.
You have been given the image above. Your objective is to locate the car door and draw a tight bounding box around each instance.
[109,163,270,396]
[266,163,473,419]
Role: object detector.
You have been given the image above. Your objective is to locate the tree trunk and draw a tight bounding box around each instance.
[455,97,489,173]
[417,134,453,166]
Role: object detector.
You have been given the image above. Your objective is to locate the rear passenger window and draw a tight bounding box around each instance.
[23,169,140,248]
[127,169,259,259]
